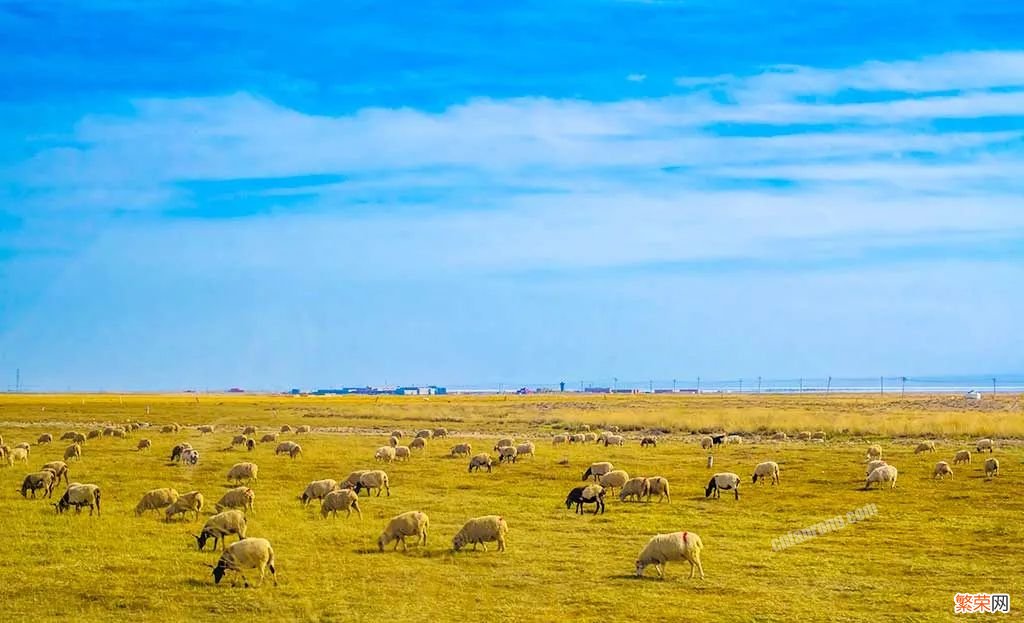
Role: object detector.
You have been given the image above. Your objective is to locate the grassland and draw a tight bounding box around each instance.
[0,393,1021,622]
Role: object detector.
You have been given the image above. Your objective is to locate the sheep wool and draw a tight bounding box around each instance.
[976,439,994,453]
[378,511,429,551]
[301,479,339,506]
[227,462,259,484]
[215,486,255,514]
[196,509,247,550]
[599,469,630,492]
[619,477,650,502]
[452,515,509,552]
[635,531,705,580]
[211,538,277,587]
[932,461,953,480]
[374,446,396,463]
[984,458,999,478]
[166,490,204,522]
[865,464,898,489]
[646,476,671,503]
[914,441,936,454]
[752,461,780,485]
[321,489,361,519]
[953,450,971,465]
[468,453,493,473]
[450,443,473,457]
[135,488,180,516]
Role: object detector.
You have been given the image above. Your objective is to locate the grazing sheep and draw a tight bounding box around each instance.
[797,431,812,441]
[374,446,397,463]
[198,425,215,434]
[10,447,29,464]
[568,434,585,444]
[280,425,292,433]
[14,441,30,451]
[811,431,827,441]
[933,461,953,480]
[752,461,780,485]
[195,510,247,550]
[515,441,535,459]
[388,436,399,447]
[771,432,788,442]
[209,538,277,587]
[60,431,77,441]
[705,473,741,500]
[619,477,650,502]
[640,437,658,448]
[136,438,152,451]
[301,479,339,506]
[390,430,403,438]
[42,461,69,485]
[321,488,361,519]
[865,464,898,490]
[276,441,302,458]
[170,443,193,463]
[416,429,433,440]
[181,448,200,466]
[87,429,102,440]
[552,434,568,445]
[468,453,493,473]
[865,460,888,476]
[410,437,427,450]
[450,443,472,457]
[645,476,671,503]
[493,438,514,450]
[726,434,743,444]
[215,487,255,514]
[55,483,101,516]
[394,445,411,461]
[21,471,57,498]
[353,470,391,497]
[583,432,597,443]
[342,470,368,489]
[603,434,625,447]
[866,445,883,460]
[260,433,278,443]
[166,490,204,522]
[433,428,449,438]
[565,484,605,514]
[953,450,971,465]
[378,511,429,551]
[700,436,713,450]
[112,428,128,439]
[295,425,311,434]
[64,443,82,461]
[984,458,999,478]
[452,515,509,552]
[135,488,180,516]
[242,426,257,436]
[599,469,630,493]
[37,433,53,445]
[976,438,994,453]
[226,462,259,485]
[635,531,705,580]
[915,441,936,454]
[245,438,256,452]
[582,462,614,481]
[231,434,247,447]
[498,446,519,464]
[160,425,176,434]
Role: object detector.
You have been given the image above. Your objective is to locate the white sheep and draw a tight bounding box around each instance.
[64,443,82,461]
[811,431,827,441]
[752,461,780,485]
[390,430,403,438]
[796,431,812,441]
[198,425,215,434]
[914,441,936,454]
[41,460,69,485]
[415,429,432,440]
[321,489,361,519]
[932,461,953,480]
[341,470,368,489]
[300,479,339,506]
[700,436,713,450]
[493,438,514,450]
[378,510,429,551]
[976,438,994,453]
[865,464,898,490]
[771,432,788,442]
[135,488,180,516]
[552,434,568,445]
[468,453,493,473]
[515,441,535,459]
[260,433,278,443]
[55,483,101,516]
[619,477,650,502]
[583,433,597,443]
[725,434,743,444]
[71,432,87,444]
[645,476,671,503]
[866,445,883,460]
[388,436,399,447]
[433,427,449,438]
[295,425,311,434]
[231,434,247,447]
[450,443,472,457]
[410,437,427,450]
[498,446,519,464]
[953,450,971,465]
[166,490,204,522]
[865,460,887,476]
[215,486,255,514]
[635,531,705,580]
[10,447,29,464]
[209,537,277,587]
[603,434,625,447]
[452,515,509,552]
[227,462,259,484]
[394,445,411,461]
[354,470,391,497]
[705,472,741,500]
[984,458,999,478]
[599,469,630,493]
[582,461,614,481]
[374,446,396,463]
[195,509,247,550]
[136,438,152,451]
[37,433,53,445]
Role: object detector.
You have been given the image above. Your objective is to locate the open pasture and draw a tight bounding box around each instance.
[1,393,1022,622]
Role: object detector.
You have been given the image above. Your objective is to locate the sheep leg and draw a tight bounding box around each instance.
[655,564,665,579]
[497,537,505,552]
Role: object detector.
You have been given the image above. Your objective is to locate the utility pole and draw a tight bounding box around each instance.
[880,376,884,396]
[826,376,831,394]
[901,376,907,398]
[739,379,743,394]
[649,380,653,393]
[992,377,997,396]
[15,368,19,392]
[697,376,701,393]
[672,379,677,392]
[757,376,762,394]
[799,377,803,393]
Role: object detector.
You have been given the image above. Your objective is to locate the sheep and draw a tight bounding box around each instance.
[565,484,605,514]
[55,483,101,516]
[583,432,597,443]
[378,511,429,551]
[170,443,193,463]
[112,428,128,439]
[410,437,427,450]
[700,436,713,450]
[415,429,432,440]
[64,443,82,461]
[71,432,86,444]
[752,461,780,485]
[301,479,340,506]
[374,446,396,463]
[296,425,311,434]
[42,461,69,485]
[640,437,658,448]
[390,430,403,438]
[452,515,509,552]
[953,450,971,465]
[245,438,256,452]
[321,488,361,519]
[582,462,614,481]
[353,470,391,497]
[433,427,449,438]
[226,462,259,485]
[13,441,30,451]
[933,461,953,480]
[796,431,812,441]
[635,531,705,580]
[87,429,102,440]
[725,434,743,444]
[209,537,277,587]
[388,436,399,447]
[468,453,493,473]
[771,432,788,442]
[136,438,152,451]
[198,425,215,434]
[260,433,278,443]
[599,469,630,493]
[37,433,53,445]
[865,464,898,490]
[865,460,888,476]
[242,426,257,436]
[645,476,671,503]
[276,424,291,434]
[231,434,247,447]
[552,434,568,445]
[493,438,513,450]
[976,438,994,453]
[394,445,411,461]
[181,448,200,466]
[276,441,302,458]
[568,433,585,443]
[705,473,741,500]
[0,444,8,466]
[342,470,368,489]
[21,471,57,498]
[619,477,650,502]
[915,441,936,454]
[215,487,255,514]
[984,458,999,478]
[498,446,519,464]
[10,447,29,464]
[160,425,176,434]
[603,434,625,447]
[195,509,247,550]
[135,488,180,516]
[866,445,883,460]
[102,426,118,437]
[166,490,204,522]
[450,443,472,457]
[515,441,535,459]
[811,431,827,441]
[60,431,77,441]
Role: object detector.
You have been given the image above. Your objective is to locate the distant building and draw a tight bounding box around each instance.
[228,387,245,393]
[395,386,447,396]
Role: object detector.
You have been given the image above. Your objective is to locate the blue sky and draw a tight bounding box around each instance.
[1,1,1023,390]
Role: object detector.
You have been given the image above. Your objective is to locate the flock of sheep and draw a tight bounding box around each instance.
[0,423,1007,585]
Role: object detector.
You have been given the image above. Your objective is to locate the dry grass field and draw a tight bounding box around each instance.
[0,393,1021,622]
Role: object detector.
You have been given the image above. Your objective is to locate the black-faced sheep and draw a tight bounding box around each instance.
[565,484,605,514]
[209,538,277,587]
[705,473,740,500]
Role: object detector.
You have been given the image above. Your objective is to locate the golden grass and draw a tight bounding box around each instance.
[0,393,1021,622]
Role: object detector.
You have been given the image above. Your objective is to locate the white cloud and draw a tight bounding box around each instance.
[626,73,647,82]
